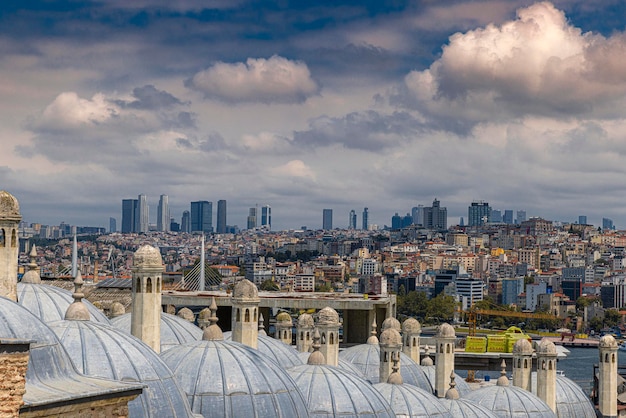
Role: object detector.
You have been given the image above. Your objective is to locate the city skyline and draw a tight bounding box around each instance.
[3,2,626,230]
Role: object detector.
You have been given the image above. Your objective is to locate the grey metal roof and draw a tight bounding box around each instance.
[224,331,304,369]
[160,339,310,418]
[530,372,596,418]
[111,312,203,352]
[288,363,395,418]
[463,383,557,418]
[297,351,368,379]
[47,319,195,418]
[17,282,110,324]
[339,342,433,391]
[373,382,453,417]
[0,296,143,410]
[440,398,500,418]
[97,278,133,288]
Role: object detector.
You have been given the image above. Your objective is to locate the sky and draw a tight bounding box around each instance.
[2,0,626,231]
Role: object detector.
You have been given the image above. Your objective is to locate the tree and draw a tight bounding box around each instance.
[260,279,279,291]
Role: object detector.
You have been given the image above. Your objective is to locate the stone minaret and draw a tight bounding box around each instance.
[402,317,421,364]
[275,312,293,345]
[231,278,260,349]
[317,306,340,366]
[130,245,163,353]
[512,338,533,392]
[434,323,456,398]
[296,313,314,352]
[599,334,618,418]
[379,327,402,384]
[381,317,401,333]
[536,339,557,413]
[0,191,21,302]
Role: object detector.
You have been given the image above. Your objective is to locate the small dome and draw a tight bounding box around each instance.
[537,339,557,355]
[317,306,339,325]
[380,328,402,347]
[402,317,421,334]
[436,323,456,338]
[177,307,195,322]
[441,398,499,418]
[232,278,259,299]
[48,319,195,417]
[110,301,126,317]
[513,338,533,354]
[463,383,556,418]
[530,373,596,418]
[298,313,314,327]
[17,282,110,324]
[111,312,203,353]
[133,245,163,268]
[0,190,21,220]
[288,363,395,417]
[600,334,618,349]
[381,317,401,333]
[277,311,292,324]
[21,246,41,284]
[161,339,308,418]
[373,382,451,418]
[339,343,433,391]
[225,331,304,369]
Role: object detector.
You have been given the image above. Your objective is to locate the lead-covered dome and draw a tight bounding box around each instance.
[420,365,472,396]
[111,312,203,353]
[530,373,596,418]
[463,382,556,417]
[288,362,395,418]
[17,282,110,324]
[373,381,451,417]
[224,331,304,369]
[0,190,21,219]
[48,319,195,417]
[133,245,163,268]
[161,338,309,417]
[441,398,499,418]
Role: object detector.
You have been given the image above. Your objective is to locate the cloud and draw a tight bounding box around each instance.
[118,85,186,110]
[270,160,316,180]
[392,2,626,130]
[186,55,319,104]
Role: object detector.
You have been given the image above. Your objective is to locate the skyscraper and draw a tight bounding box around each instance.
[603,218,614,230]
[578,215,587,225]
[503,210,514,225]
[136,194,149,233]
[261,205,271,229]
[323,209,333,230]
[247,207,257,229]
[490,210,502,223]
[516,210,526,224]
[157,195,169,232]
[121,199,137,233]
[412,205,424,226]
[217,200,227,233]
[181,210,190,233]
[468,201,491,227]
[362,207,369,230]
[423,199,447,230]
[349,210,357,229]
[191,201,213,232]
[109,217,117,233]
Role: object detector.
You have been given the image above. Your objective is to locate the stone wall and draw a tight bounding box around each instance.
[0,343,29,418]
[19,396,137,418]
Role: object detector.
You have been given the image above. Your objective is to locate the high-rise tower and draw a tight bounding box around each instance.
[216,200,227,233]
[349,210,356,229]
[121,199,137,233]
[362,207,369,230]
[261,205,271,229]
[181,210,190,233]
[468,201,491,227]
[191,201,212,232]
[247,207,257,229]
[157,195,169,232]
[322,209,333,230]
[137,194,149,233]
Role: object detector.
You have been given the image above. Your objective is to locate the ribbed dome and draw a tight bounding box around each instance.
[48,320,195,418]
[288,363,395,417]
[463,383,556,417]
[233,278,258,299]
[318,306,339,325]
[599,334,617,348]
[530,373,596,418]
[111,312,203,352]
[17,282,110,324]
[297,351,368,379]
[298,313,314,327]
[133,245,163,268]
[373,382,452,417]
[0,297,141,410]
[513,338,533,354]
[0,190,21,220]
[436,323,455,338]
[441,398,499,418]
[420,365,472,396]
[224,331,304,369]
[537,339,557,355]
[381,317,401,332]
[380,328,402,346]
[339,343,433,391]
[402,318,421,334]
[161,339,309,418]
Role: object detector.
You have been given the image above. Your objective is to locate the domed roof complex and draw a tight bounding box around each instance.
[111,312,203,352]
[420,365,472,396]
[0,296,142,410]
[0,190,21,220]
[224,331,304,369]
[161,299,308,418]
[530,373,596,418]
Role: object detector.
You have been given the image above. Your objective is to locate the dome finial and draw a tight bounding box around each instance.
[64,271,91,321]
[421,345,433,366]
[202,297,224,341]
[496,359,509,386]
[386,355,403,385]
[307,328,326,365]
[258,312,267,336]
[367,317,378,344]
[445,370,460,399]
[21,245,42,284]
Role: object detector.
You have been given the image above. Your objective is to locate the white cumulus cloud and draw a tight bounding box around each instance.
[271,159,316,180]
[187,55,319,104]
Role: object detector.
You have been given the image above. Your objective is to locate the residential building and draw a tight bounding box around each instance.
[502,277,525,305]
